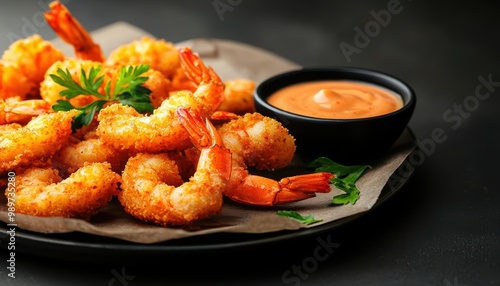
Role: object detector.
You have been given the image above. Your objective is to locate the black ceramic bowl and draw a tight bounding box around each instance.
[254,67,416,164]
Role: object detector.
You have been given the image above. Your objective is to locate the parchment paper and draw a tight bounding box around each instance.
[0,22,416,244]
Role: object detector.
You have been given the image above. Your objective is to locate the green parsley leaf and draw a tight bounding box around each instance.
[276,210,323,225]
[51,99,76,111]
[50,64,153,130]
[308,157,371,205]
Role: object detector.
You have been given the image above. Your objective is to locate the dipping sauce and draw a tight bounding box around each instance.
[266,80,403,119]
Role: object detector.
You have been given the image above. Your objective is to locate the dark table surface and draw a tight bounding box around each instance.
[1,1,499,285]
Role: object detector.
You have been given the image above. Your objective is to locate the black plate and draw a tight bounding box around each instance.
[0,130,417,264]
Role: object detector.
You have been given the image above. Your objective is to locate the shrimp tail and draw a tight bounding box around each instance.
[177,47,225,111]
[44,1,105,62]
[225,171,333,206]
[210,110,240,121]
[177,106,232,182]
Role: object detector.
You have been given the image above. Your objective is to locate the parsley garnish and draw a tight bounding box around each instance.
[276,210,323,225]
[51,64,153,130]
[308,157,371,205]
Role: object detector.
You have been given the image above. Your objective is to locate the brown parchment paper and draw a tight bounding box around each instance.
[0,22,416,244]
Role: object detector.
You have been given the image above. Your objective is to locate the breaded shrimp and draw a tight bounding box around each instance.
[0,62,31,100]
[217,113,332,206]
[218,112,296,170]
[52,137,129,176]
[218,78,257,115]
[0,97,51,125]
[12,162,121,219]
[107,36,180,80]
[96,47,224,152]
[40,59,104,107]
[96,91,209,152]
[1,35,65,98]
[142,68,171,108]
[119,107,231,226]
[0,110,77,173]
[105,36,196,95]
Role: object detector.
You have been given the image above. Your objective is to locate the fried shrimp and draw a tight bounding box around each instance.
[119,107,231,226]
[0,110,77,173]
[142,68,171,108]
[107,36,180,79]
[0,97,51,125]
[40,59,104,107]
[1,35,65,99]
[217,113,332,206]
[1,62,31,100]
[53,137,129,176]
[218,78,257,115]
[106,37,197,94]
[11,162,121,219]
[96,91,208,152]
[44,1,105,62]
[218,112,296,170]
[96,47,224,152]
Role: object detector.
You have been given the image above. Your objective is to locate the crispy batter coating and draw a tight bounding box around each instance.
[12,162,121,219]
[119,151,228,226]
[0,63,31,100]
[0,110,77,173]
[1,34,65,99]
[143,68,171,108]
[106,36,180,79]
[217,112,296,170]
[53,137,129,176]
[218,78,256,115]
[96,92,209,152]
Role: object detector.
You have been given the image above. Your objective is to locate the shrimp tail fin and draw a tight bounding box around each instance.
[177,47,224,111]
[44,1,105,62]
[177,106,231,182]
[226,172,333,206]
[177,106,219,149]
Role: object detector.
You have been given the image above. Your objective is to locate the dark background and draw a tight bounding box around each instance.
[1,0,499,285]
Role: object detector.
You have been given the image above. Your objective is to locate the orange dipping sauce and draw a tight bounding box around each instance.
[267,80,404,119]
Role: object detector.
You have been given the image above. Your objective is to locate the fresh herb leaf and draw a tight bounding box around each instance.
[308,157,371,205]
[116,88,154,113]
[50,64,153,130]
[112,65,150,98]
[50,67,104,99]
[51,99,75,111]
[276,210,323,225]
